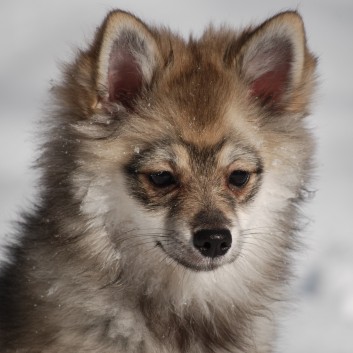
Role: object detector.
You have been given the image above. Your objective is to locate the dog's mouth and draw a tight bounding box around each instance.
[156,241,236,272]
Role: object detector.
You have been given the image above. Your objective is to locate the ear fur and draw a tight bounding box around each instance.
[96,11,162,109]
[237,12,314,112]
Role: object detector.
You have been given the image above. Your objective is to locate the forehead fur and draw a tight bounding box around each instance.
[147,28,254,142]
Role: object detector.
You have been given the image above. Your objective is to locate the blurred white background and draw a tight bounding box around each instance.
[0,1,352,352]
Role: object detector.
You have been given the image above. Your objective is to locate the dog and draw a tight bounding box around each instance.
[0,9,317,353]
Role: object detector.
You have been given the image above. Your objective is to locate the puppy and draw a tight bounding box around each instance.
[0,10,317,353]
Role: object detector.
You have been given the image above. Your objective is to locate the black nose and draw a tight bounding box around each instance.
[193,229,232,258]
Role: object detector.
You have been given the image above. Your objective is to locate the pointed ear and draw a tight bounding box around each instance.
[96,11,162,110]
[237,12,315,112]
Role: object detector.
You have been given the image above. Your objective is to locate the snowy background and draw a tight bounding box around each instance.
[0,1,352,352]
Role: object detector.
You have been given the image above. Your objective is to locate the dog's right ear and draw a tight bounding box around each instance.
[95,11,162,110]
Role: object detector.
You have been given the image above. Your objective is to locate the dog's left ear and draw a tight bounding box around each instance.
[236,11,316,113]
[95,11,162,110]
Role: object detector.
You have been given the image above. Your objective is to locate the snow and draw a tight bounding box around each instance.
[1,0,353,351]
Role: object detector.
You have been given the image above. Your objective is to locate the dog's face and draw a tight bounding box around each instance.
[66,11,316,274]
[120,118,264,272]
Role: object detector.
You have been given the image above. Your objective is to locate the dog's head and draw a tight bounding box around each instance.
[51,11,316,276]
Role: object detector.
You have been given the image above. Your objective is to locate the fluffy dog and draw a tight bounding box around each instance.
[0,10,317,353]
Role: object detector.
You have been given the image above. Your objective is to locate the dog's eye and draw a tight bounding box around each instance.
[149,171,176,188]
[228,170,250,188]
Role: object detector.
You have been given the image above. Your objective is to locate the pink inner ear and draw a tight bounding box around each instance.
[108,49,142,109]
[250,61,291,106]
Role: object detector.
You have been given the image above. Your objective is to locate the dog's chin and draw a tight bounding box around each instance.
[174,258,226,272]
[156,242,236,272]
